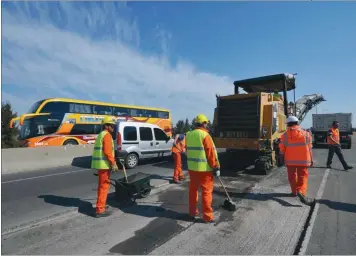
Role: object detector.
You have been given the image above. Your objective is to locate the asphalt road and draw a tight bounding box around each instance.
[305,136,356,254]
[1,157,177,234]
[1,138,356,254]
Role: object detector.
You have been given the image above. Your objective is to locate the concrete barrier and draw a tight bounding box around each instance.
[1,145,94,174]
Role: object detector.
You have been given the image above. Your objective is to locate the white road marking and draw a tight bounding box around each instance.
[1,168,92,184]
[298,168,330,255]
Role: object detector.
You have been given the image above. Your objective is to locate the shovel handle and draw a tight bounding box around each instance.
[119,159,128,183]
[217,176,232,202]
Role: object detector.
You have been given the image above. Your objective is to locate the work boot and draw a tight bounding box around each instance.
[95,210,112,218]
[297,192,315,206]
[345,166,354,171]
[327,165,332,169]
[172,179,181,184]
[289,193,297,197]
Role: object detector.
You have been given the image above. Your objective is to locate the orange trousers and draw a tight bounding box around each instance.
[188,170,214,222]
[287,166,308,196]
[173,152,184,181]
[96,169,111,214]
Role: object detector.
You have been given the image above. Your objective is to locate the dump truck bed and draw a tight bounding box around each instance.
[312,113,353,133]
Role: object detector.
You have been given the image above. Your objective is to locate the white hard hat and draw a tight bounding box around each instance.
[287,116,299,124]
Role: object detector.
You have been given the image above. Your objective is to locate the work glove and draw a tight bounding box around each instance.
[310,160,314,167]
[111,163,119,172]
[213,167,220,177]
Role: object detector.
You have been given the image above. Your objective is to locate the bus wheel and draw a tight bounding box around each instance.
[125,153,138,169]
[63,139,78,146]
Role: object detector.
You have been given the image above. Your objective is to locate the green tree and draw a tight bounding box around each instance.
[183,118,191,133]
[1,102,20,148]
[174,120,185,135]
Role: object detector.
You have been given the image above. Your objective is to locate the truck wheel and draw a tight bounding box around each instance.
[347,143,352,149]
[125,153,138,169]
[63,139,78,146]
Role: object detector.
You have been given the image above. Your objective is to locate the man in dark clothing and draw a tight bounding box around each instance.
[326,121,353,171]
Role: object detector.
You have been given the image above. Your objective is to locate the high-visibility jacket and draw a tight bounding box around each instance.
[172,134,186,153]
[186,129,219,172]
[327,128,340,145]
[279,125,312,167]
[91,130,115,169]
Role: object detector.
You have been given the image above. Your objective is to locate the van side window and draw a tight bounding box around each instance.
[154,128,167,141]
[139,127,153,141]
[124,126,137,141]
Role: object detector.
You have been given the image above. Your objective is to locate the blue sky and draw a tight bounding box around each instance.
[2,1,356,127]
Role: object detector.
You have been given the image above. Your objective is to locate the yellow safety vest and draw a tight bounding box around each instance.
[186,129,219,172]
[91,130,114,169]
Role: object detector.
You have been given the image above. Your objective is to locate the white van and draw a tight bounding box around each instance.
[114,121,174,169]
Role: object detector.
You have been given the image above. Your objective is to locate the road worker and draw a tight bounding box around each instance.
[172,133,186,183]
[91,116,119,218]
[326,121,353,171]
[186,114,220,223]
[279,116,315,206]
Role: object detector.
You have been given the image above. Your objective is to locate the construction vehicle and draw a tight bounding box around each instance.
[311,113,353,149]
[212,73,325,174]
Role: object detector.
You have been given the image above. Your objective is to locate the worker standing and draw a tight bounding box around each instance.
[326,121,353,171]
[172,133,186,183]
[279,116,315,206]
[186,114,220,223]
[91,116,119,218]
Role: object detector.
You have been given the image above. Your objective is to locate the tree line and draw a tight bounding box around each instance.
[172,118,213,135]
[1,102,20,148]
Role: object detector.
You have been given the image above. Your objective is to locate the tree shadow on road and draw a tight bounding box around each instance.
[213,190,303,208]
[38,195,95,217]
[318,199,356,213]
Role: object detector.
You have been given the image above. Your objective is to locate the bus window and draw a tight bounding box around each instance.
[145,110,158,118]
[69,103,92,114]
[70,124,97,135]
[93,105,112,115]
[41,102,70,114]
[19,116,61,140]
[28,100,45,113]
[158,111,169,119]
[130,108,144,117]
[113,107,130,116]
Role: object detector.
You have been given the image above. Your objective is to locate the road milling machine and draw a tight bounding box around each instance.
[212,73,325,174]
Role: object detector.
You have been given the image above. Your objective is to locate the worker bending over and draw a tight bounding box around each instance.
[91,117,119,218]
[326,121,353,171]
[186,114,220,223]
[279,116,315,206]
[172,133,186,183]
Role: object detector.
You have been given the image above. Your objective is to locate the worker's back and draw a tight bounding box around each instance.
[283,126,311,166]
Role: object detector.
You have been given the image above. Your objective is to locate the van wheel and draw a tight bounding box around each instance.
[63,139,78,146]
[125,153,138,169]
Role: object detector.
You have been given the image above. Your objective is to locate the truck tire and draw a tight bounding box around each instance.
[125,153,139,169]
[346,142,352,149]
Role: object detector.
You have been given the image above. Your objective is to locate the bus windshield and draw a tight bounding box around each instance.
[20,115,62,140]
[28,100,45,113]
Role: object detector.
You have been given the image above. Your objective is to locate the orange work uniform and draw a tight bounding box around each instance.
[187,127,219,222]
[172,134,186,182]
[96,130,116,214]
[279,125,312,196]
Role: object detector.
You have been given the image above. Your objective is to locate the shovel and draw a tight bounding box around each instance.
[217,176,237,212]
[119,159,128,183]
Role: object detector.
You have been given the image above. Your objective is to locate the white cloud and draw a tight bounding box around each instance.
[1,2,232,123]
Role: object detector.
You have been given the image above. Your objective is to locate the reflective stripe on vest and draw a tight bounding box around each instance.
[282,128,311,166]
[327,128,340,145]
[91,130,114,169]
[186,129,219,172]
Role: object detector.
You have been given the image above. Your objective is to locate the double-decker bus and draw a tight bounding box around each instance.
[10,98,172,147]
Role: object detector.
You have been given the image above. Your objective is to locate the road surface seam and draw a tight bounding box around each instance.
[295,168,330,255]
